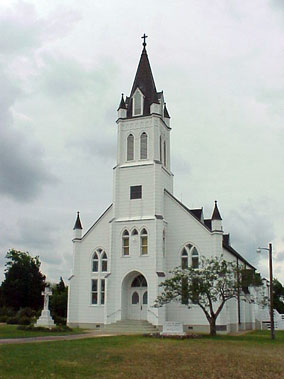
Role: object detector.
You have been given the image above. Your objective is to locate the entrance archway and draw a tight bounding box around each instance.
[121,271,148,320]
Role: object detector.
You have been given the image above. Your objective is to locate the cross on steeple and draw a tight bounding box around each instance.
[141,33,148,47]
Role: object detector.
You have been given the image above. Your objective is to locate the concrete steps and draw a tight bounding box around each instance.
[103,320,158,334]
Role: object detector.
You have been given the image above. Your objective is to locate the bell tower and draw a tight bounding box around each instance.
[113,35,173,221]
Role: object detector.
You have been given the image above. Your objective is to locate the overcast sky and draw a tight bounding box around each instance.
[0,0,283,285]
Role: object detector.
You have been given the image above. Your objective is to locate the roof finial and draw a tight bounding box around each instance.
[141,33,148,48]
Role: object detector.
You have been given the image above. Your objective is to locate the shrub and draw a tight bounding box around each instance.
[0,315,8,322]
[18,316,31,325]
[17,307,36,319]
[6,316,19,325]
[0,306,16,317]
[17,325,72,332]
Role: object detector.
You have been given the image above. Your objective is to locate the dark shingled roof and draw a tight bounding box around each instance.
[117,94,127,111]
[73,211,82,230]
[190,209,203,221]
[204,219,212,230]
[164,104,170,118]
[211,200,222,220]
[126,46,159,118]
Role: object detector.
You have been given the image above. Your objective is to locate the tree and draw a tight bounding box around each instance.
[154,255,263,336]
[50,277,68,319]
[1,249,46,310]
[273,279,284,314]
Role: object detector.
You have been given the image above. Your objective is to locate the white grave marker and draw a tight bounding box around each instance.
[161,321,185,335]
[35,286,55,328]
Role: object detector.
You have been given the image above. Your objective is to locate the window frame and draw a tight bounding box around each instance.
[130,185,142,200]
[127,134,134,161]
[140,132,148,160]
[132,88,144,116]
[140,228,148,256]
[122,230,130,256]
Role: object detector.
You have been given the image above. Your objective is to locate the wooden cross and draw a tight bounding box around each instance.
[141,33,148,47]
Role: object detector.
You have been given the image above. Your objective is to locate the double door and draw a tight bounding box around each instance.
[129,287,148,320]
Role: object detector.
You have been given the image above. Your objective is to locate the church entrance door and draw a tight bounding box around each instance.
[128,274,148,320]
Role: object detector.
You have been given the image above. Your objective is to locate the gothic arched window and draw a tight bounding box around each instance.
[181,244,199,269]
[92,252,99,272]
[140,132,147,159]
[181,248,188,269]
[127,134,134,161]
[191,247,199,269]
[141,228,148,255]
[133,90,143,116]
[122,230,129,256]
[131,229,138,236]
[101,251,108,272]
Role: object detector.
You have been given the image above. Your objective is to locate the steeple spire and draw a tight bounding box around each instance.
[73,211,83,230]
[117,93,126,111]
[211,201,222,220]
[126,35,159,117]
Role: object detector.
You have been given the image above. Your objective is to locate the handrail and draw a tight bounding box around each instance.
[107,309,121,318]
[147,308,158,319]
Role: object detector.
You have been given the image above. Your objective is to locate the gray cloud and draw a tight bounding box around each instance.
[223,202,275,266]
[0,2,81,56]
[0,69,57,202]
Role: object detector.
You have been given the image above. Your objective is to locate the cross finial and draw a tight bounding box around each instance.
[141,33,148,48]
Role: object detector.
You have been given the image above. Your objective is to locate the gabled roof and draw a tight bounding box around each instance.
[73,211,82,230]
[126,46,159,117]
[164,189,255,269]
[212,200,222,220]
[190,208,203,221]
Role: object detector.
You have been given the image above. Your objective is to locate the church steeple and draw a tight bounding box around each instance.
[211,201,223,233]
[126,35,160,118]
[73,211,82,239]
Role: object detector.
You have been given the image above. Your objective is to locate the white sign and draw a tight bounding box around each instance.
[161,321,185,335]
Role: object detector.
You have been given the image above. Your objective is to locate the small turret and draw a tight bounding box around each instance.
[117,94,127,119]
[211,201,223,232]
[73,211,82,239]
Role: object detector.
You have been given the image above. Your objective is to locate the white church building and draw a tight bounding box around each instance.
[67,38,267,333]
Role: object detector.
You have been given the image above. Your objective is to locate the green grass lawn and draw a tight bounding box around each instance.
[0,324,84,339]
[0,331,284,378]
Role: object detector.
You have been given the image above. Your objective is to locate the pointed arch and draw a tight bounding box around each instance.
[140,132,147,159]
[122,229,130,256]
[131,228,138,236]
[127,134,134,161]
[133,89,143,116]
[101,251,108,272]
[140,228,148,255]
[92,252,99,272]
[191,247,199,268]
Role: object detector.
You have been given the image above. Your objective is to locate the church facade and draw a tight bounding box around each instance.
[67,39,266,333]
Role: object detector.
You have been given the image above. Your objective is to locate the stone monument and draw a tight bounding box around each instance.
[35,286,55,328]
[161,321,185,336]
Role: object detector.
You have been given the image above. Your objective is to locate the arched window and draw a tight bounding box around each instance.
[92,252,99,272]
[143,291,148,304]
[132,291,139,304]
[131,274,147,287]
[181,248,188,269]
[140,132,147,159]
[160,136,162,162]
[133,90,143,116]
[101,252,108,272]
[191,247,199,268]
[127,134,134,161]
[122,230,129,256]
[141,228,148,255]
[131,229,138,236]
[164,141,167,166]
[181,244,199,269]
